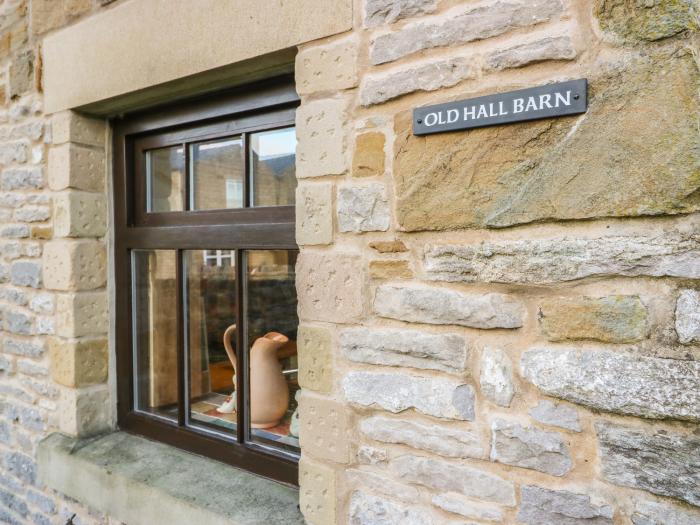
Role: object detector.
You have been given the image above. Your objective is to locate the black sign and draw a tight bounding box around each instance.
[413,79,587,135]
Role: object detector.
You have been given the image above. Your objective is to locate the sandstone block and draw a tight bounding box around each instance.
[517,485,613,525]
[296,183,333,245]
[343,371,475,420]
[349,492,430,525]
[49,337,108,387]
[296,98,348,178]
[360,416,484,459]
[480,347,514,407]
[391,454,515,506]
[394,53,700,230]
[370,0,563,64]
[431,493,502,522]
[346,470,419,503]
[675,289,700,344]
[485,35,576,71]
[632,499,700,525]
[529,400,581,432]
[425,229,700,284]
[341,326,468,373]
[337,183,390,232]
[55,291,108,338]
[369,240,407,253]
[51,111,106,147]
[368,260,412,280]
[490,419,572,476]
[595,0,697,42]
[364,0,437,27]
[374,284,525,329]
[352,132,385,178]
[299,394,350,464]
[42,240,106,291]
[47,144,105,192]
[357,445,387,465]
[540,295,648,343]
[58,385,111,437]
[53,191,107,238]
[596,422,700,506]
[297,251,363,323]
[360,57,476,106]
[299,457,336,525]
[521,347,700,421]
[297,325,333,393]
[296,36,358,95]
[1,167,43,190]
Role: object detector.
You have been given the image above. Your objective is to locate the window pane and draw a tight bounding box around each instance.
[245,250,299,453]
[146,147,184,212]
[132,250,178,420]
[250,127,296,207]
[190,137,244,210]
[184,250,238,435]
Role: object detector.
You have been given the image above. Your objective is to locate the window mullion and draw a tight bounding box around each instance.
[235,249,246,444]
[176,249,186,427]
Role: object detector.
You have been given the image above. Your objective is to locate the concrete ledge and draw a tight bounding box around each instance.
[38,432,304,525]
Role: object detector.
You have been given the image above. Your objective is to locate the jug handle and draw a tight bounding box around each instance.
[223,323,237,377]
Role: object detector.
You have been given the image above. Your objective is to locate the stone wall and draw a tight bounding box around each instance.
[295,0,700,524]
[0,1,117,524]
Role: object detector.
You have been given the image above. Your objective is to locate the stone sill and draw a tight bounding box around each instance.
[38,432,304,525]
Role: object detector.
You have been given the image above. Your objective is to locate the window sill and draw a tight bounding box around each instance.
[38,432,304,525]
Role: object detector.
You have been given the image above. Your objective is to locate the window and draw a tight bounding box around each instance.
[113,78,300,485]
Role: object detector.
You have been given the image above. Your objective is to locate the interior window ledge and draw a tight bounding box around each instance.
[38,432,304,525]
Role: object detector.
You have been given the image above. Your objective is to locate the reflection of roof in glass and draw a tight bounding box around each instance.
[253,152,295,179]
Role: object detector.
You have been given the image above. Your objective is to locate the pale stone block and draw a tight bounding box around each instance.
[357,445,387,465]
[490,419,572,476]
[521,347,700,422]
[42,240,106,291]
[341,326,468,373]
[364,0,437,27]
[296,98,349,178]
[48,143,105,192]
[360,416,484,459]
[296,183,333,246]
[299,394,350,464]
[349,492,430,525]
[517,485,613,525]
[343,371,474,420]
[296,251,363,323]
[337,183,390,232]
[374,284,525,329]
[485,35,576,71]
[360,57,476,106]
[51,111,106,147]
[370,0,564,64]
[346,470,419,503]
[529,400,581,432]
[391,454,516,506]
[675,289,700,344]
[431,493,503,522]
[58,385,111,437]
[632,499,700,525]
[297,325,333,393]
[49,337,108,387]
[55,291,108,338]
[299,457,336,525]
[296,35,358,95]
[53,191,107,238]
[480,347,514,407]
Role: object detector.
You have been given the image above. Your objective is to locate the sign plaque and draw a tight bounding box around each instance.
[413,79,588,136]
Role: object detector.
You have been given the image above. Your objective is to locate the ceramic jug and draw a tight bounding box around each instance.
[223,324,290,429]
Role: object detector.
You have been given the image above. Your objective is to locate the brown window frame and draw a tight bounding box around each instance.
[112,76,300,486]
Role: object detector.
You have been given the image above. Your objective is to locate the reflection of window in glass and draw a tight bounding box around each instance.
[146,147,184,212]
[250,127,296,207]
[190,137,244,210]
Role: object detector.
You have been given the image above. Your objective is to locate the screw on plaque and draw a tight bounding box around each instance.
[574,94,580,100]
[417,119,423,124]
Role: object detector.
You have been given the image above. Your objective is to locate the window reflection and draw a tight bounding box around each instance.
[146,147,184,212]
[190,137,244,210]
[250,127,296,207]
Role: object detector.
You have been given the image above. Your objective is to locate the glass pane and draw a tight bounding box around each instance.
[190,137,244,210]
[146,146,184,212]
[245,250,299,453]
[132,250,178,420]
[250,127,296,207]
[185,249,238,436]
